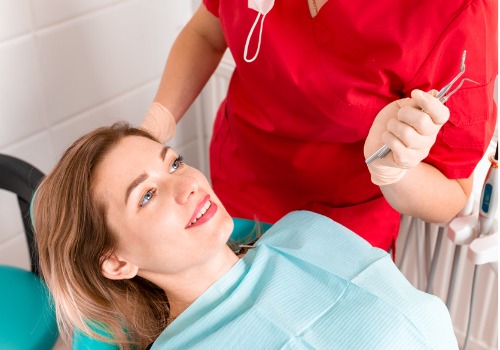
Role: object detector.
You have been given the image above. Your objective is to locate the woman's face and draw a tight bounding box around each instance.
[94,135,234,278]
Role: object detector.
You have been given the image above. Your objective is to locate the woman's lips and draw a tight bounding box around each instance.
[186,195,218,228]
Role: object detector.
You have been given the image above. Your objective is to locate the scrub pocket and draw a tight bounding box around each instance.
[441,82,494,150]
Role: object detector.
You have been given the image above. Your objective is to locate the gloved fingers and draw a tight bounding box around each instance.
[363,101,402,159]
[365,90,444,187]
[141,114,161,140]
[382,120,436,150]
[410,89,450,125]
[393,97,414,109]
[141,102,176,143]
[427,89,439,97]
[396,106,441,137]
[382,131,431,169]
[367,161,407,186]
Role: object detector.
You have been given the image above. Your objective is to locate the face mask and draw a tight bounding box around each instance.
[244,0,275,63]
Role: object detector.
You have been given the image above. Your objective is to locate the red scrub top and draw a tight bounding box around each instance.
[204,0,497,250]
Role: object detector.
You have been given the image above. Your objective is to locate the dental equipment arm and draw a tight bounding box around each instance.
[467,145,498,266]
[463,147,498,350]
[468,231,498,267]
[141,4,228,143]
[477,146,498,236]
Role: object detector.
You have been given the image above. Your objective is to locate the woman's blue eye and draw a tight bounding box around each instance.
[138,156,184,208]
[169,155,184,174]
[139,189,155,207]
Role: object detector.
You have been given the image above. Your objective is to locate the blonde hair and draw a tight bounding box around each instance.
[33,122,170,349]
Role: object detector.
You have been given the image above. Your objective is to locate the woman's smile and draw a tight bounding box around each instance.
[186,195,218,229]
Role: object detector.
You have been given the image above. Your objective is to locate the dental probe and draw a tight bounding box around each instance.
[365,50,467,165]
[478,145,498,236]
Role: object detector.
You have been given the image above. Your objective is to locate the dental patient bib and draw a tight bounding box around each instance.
[152,211,457,350]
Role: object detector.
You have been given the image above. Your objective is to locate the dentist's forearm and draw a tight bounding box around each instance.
[380,162,473,223]
[154,4,227,121]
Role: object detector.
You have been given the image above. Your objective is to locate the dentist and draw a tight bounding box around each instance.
[142,0,497,252]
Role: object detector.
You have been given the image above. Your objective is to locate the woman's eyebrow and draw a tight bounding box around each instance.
[125,173,148,205]
[160,145,171,161]
[124,146,171,205]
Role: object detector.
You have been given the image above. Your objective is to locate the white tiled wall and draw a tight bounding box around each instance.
[0,0,203,272]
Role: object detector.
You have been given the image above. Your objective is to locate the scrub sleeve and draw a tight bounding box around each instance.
[203,0,497,251]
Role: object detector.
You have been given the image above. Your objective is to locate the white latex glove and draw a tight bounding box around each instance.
[141,102,176,143]
[364,89,450,186]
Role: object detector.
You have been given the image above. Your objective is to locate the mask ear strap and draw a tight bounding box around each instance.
[244,12,266,63]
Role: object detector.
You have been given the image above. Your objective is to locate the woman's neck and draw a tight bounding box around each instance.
[159,245,239,318]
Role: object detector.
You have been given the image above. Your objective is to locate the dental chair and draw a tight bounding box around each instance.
[73,218,272,349]
[0,154,58,349]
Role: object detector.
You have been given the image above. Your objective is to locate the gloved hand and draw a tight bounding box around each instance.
[364,89,450,186]
[141,102,176,143]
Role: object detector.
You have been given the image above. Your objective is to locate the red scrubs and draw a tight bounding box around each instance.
[204,0,497,250]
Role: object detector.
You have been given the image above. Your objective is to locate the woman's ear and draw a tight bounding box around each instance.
[101,254,139,280]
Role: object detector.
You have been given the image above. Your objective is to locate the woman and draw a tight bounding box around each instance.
[32,122,458,349]
[142,0,497,252]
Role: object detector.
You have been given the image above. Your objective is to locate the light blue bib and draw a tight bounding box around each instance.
[152,211,457,349]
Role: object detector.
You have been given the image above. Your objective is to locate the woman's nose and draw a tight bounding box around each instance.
[173,175,199,204]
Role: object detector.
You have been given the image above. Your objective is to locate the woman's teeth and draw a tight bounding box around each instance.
[189,201,211,226]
